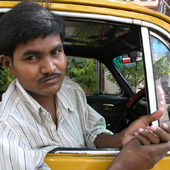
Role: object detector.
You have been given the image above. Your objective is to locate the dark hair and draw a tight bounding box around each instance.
[0,1,65,59]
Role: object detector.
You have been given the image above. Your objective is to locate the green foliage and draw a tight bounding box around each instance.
[0,65,15,92]
[167,106,170,120]
[167,106,170,112]
[111,55,170,92]
[155,56,170,78]
[66,57,97,93]
[105,57,145,92]
[118,61,145,91]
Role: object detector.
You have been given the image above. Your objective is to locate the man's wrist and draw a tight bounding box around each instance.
[119,129,126,147]
[106,161,123,170]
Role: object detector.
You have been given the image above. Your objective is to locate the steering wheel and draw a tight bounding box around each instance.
[126,87,146,109]
[115,86,166,133]
[115,88,146,133]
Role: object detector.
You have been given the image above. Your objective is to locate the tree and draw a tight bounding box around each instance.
[0,64,15,92]
[66,57,97,93]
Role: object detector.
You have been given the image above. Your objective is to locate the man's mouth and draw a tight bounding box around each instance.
[37,73,62,84]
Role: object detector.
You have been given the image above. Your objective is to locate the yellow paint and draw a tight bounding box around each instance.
[45,153,116,170]
[150,156,170,170]
[45,153,170,170]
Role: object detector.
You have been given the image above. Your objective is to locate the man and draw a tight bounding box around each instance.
[0,2,169,169]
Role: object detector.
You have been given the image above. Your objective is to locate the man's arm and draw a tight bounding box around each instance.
[94,132,124,148]
[95,110,163,148]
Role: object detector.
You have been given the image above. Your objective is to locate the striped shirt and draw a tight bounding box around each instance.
[0,77,112,170]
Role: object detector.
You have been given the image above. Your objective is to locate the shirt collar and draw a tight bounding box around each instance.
[15,78,75,122]
[16,78,74,114]
[57,88,74,113]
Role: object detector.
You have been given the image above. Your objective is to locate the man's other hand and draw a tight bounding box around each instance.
[107,138,170,170]
[122,110,163,146]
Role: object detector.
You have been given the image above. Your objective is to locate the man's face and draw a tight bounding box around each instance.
[11,34,66,97]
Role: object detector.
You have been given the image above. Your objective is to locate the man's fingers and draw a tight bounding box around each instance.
[137,128,160,144]
[150,126,170,143]
[147,142,170,156]
[125,138,142,147]
[135,134,151,145]
[139,110,163,125]
[141,142,170,165]
[161,123,170,134]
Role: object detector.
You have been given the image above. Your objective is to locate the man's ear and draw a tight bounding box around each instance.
[0,55,15,74]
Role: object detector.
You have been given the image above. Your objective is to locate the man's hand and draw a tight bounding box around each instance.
[137,123,170,144]
[121,110,163,146]
[95,110,164,148]
[107,138,170,170]
[107,121,170,170]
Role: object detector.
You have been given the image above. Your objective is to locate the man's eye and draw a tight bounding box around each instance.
[26,56,37,60]
[52,50,58,55]
[52,49,62,55]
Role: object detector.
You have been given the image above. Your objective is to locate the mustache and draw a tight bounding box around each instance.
[37,72,62,83]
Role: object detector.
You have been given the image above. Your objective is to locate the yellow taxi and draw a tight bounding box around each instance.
[0,0,170,169]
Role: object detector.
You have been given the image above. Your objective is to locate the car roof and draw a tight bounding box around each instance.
[1,0,170,31]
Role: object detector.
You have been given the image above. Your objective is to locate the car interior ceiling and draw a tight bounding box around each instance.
[64,18,141,61]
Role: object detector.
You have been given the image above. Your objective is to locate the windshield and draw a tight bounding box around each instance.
[150,33,170,125]
[113,52,145,93]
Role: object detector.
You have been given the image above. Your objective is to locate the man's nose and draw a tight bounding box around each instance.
[40,57,56,74]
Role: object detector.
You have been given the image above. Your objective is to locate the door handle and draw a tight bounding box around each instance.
[102,104,114,111]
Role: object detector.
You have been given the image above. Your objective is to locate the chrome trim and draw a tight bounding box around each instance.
[141,27,158,127]
[0,8,10,13]
[52,11,133,24]
[141,21,170,39]
[0,8,133,24]
[53,148,120,155]
[150,31,170,48]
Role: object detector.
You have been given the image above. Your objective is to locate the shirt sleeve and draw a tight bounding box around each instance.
[84,104,113,148]
[62,77,113,148]
[74,85,113,148]
[0,122,51,170]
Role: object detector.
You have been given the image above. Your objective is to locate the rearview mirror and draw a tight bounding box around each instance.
[122,51,142,63]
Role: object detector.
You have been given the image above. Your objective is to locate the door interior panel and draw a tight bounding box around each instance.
[87,95,129,133]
